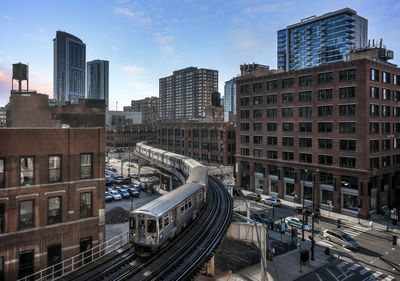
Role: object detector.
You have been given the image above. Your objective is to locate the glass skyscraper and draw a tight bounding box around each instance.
[224,78,236,115]
[87,60,109,109]
[277,8,367,71]
[53,31,86,104]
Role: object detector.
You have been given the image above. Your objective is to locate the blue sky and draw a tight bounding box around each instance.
[1,0,400,108]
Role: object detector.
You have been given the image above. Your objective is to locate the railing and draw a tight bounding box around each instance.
[18,232,129,281]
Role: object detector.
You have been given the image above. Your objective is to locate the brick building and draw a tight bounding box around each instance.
[0,128,105,280]
[236,58,400,218]
[106,124,156,148]
[157,121,236,166]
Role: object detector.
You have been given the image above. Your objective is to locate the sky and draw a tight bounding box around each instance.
[1,0,400,109]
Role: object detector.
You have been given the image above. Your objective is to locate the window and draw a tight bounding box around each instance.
[382,139,391,151]
[318,139,332,149]
[382,89,391,100]
[382,105,391,117]
[0,159,4,188]
[395,138,400,150]
[299,138,312,148]
[370,86,379,99]
[241,135,250,144]
[318,106,332,116]
[370,69,379,81]
[48,155,61,183]
[267,123,277,131]
[318,72,333,84]
[240,110,249,118]
[382,156,391,167]
[267,108,277,118]
[383,71,390,83]
[253,82,263,92]
[241,148,249,156]
[283,151,294,161]
[340,157,356,168]
[48,196,61,225]
[282,93,294,103]
[267,94,277,104]
[394,107,400,117]
[267,136,277,146]
[339,87,355,99]
[253,136,263,145]
[341,175,357,190]
[282,137,294,146]
[299,122,312,132]
[253,96,263,105]
[318,155,333,165]
[253,123,262,131]
[394,123,400,133]
[20,157,34,186]
[395,90,400,101]
[240,97,249,106]
[340,122,356,133]
[240,123,249,131]
[0,203,4,233]
[80,192,92,218]
[394,154,400,165]
[370,157,379,169]
[282,78,294,88]
[339,69,356,81]
[266,80,277,90]
[19,250,34,280]
[253,109,263,118]
[47,244,62,276]
[240,84,249,93]
[370,122,379,134]
[282,107,294,117]
[318,122,332,133]
[299,91,312,102]
[266,150,276,159]
[282,122,293,132]
[340,140,356,151]
[382,122,391,134]
[80,154,92,179]
[19,200,34,230]
[299,106,312,117]
[340,104,355,116]
[299,75,312,86]
[299,153,312,163]
[318,89,332,100]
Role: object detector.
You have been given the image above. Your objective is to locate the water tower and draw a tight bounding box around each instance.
[12,62,29,93]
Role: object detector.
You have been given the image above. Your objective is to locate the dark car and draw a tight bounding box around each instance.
[251,213,273,224]
[295,206,320,217]
[128,187,140,198]
[246,193,261,202]
[105,192,113,202]
[118,189,131,199]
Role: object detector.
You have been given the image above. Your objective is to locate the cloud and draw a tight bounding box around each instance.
[122,65,146,74]
[0,71,10,106]
[114,7,151,27]
[110,46,119,51]
[3,15,13,21]
[154,33,175,56]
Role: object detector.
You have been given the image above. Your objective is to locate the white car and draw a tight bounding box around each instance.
[109,189,122,200]
[261,198,281,207]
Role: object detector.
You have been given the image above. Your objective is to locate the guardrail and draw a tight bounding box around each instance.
[18,232,129,281]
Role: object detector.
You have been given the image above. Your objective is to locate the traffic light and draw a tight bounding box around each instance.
[337,219,341,228]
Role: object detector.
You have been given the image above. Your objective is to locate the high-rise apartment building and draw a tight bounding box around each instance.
[53,31,86,104]
[236,56,400,219]
[224,78,236,115]
[87,60,109,108]
[277,8,367,71]
[159,67,218,122]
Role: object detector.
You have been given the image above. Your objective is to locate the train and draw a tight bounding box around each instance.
[129,142,208,256]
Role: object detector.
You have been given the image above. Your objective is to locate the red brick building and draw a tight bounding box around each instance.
[0,128,105,280]
[236,58,400,218]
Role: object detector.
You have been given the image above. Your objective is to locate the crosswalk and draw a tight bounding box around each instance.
[342,224,370,238]
[333,260,396,281]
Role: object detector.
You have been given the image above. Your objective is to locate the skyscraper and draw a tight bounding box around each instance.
[87,60,109,109]
[277,8,367,71]
[53,31,86,104]
[159,67,218,122]
[224,78,236,115]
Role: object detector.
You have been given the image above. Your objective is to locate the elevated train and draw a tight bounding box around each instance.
[130,142,208,255]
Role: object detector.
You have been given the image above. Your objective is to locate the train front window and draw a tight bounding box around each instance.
[129,217,136,230]
[147,220,156,233]
[159,217,162,230]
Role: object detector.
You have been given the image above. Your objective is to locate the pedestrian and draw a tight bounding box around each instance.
[386,221,390,232]
[370,220,374,230]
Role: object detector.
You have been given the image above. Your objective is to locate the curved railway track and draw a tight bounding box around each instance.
[72,175,232,281]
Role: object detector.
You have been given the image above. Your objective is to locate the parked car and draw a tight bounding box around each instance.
[129,173,139,179]
[245,193,261,202]
[107,165,117,172]
[106,178,114,186]
[322,229,359,250]
[295,206,320,217]
[109,189,122,200]
[285,217,312,231]
[261,197,281,207]
[128,187,140,198]
[118,189,131,199]
[105,192,113,202]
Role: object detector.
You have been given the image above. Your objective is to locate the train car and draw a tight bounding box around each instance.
[183,158,203,177]
[129,181,206,256]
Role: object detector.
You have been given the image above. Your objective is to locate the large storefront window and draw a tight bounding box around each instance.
[343,194,358,211]
[270,180,279,193]
[303,185,313,201]
[321,189,333,205]
[285,182,295,197]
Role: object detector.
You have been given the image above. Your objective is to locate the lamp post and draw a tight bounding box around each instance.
[301,171,306,241]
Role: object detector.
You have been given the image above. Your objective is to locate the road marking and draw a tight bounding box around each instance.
[326,268,340,281]
[392,248,395,250]
[315,273,323,281]
[359,267,370,275]
[382,276,395,281]
[348,264,360,271]
[372,271,383,278]
[337,261,349,270]
[385,251,388,254]
[318,241,333,248]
